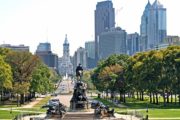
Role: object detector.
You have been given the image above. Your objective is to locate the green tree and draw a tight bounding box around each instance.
[6,51,39,106]
[164,46,180,105]
[0,47,11,57]
[92,54,129,100]
[174,57,180,105]
[127,52,147,101]
[0,55,13,103]
[82,70,95,90]
[145,50,163,104]
[91,60,106,93]
[159,46,180,106]
[30,63,54,97]
[98,64,123,99]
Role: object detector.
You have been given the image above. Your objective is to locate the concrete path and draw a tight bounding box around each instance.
[21,97,43,108]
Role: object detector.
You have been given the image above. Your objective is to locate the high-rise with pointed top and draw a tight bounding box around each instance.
[140,0,167,51]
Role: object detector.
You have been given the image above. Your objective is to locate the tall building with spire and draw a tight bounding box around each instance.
[59,35,73,76]
[95,0,115,62]
[140,0,167,50]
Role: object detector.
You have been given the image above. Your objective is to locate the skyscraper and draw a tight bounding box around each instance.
[140,0,166,50]
[99,27,127,60]
[95,0,115,61]
[36,42,58,72]
[36,42,51,52]
[85,41,96,69]
[127,33,140,56]
[85,41,95,59]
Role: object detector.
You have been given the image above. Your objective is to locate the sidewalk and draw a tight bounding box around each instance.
[21,97,43,108]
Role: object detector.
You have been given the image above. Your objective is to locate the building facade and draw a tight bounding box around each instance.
[58,35,73,76]
[164,36,180,45]
[95,0,115,61]
[36,42,51,52]
[36,42,58,72]
[127,33,140,56]
[140,0,167,51]
[99,27,127,60]
[0,44,29,52]
[85,41,95,59]
[85,41,96,69]
[73,47,87,72]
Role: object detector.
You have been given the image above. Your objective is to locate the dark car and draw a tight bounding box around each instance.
[90,100,104,109]
[46,99,60,107]
[51,93,58,96]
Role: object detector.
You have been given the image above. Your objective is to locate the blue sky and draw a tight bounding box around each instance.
[0,0,179,56]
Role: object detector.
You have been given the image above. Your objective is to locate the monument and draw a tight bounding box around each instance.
[70,64,89,110]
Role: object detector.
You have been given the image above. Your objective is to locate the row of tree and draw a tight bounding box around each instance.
[91,46,180,106]
[0,48,60,106]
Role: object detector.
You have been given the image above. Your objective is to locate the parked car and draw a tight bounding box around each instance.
[90,100,104,109]
[47,99,60,106]
[51,93,58,96]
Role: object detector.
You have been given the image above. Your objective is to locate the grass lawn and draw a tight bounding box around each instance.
[33,96,51,108]
[16,107,46,112]
[94,97,180,119]
[140,109,180,118]
[0,110,41,119]
[16,96,51,112]
[0,104,17,108]
[0,110,20,119]
[0,96,51,119]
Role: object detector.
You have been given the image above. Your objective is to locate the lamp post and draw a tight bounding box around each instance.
[146,103,148,120]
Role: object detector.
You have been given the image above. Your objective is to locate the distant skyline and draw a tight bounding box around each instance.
[0,0,180,56]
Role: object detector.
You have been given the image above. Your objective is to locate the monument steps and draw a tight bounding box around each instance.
[61,112,124,120]
[61,112,94,120]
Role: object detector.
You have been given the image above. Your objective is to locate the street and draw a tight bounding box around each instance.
[53,78,74,107]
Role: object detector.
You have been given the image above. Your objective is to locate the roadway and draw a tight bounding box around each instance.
[53,78,74,107]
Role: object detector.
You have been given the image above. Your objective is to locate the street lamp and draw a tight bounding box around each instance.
[146,103,148,120]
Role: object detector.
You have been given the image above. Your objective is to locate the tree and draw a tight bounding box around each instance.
[82,70,95,90]
[6,51,39,106]
[91,60,106,93]
[0,47,11,57]
[159,46,180,106]
[145,50,163,104]
[98,64,123,99]
[30,63,54,97]
[0,55,13,103]
[174,57,180,105]
[127,52,148,101]
[165,46,180,105]
[91,54,129,100]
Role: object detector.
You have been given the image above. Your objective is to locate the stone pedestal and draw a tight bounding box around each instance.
[70,81,89,110]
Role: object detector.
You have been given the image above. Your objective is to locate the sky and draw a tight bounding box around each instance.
[0,0,180,57]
